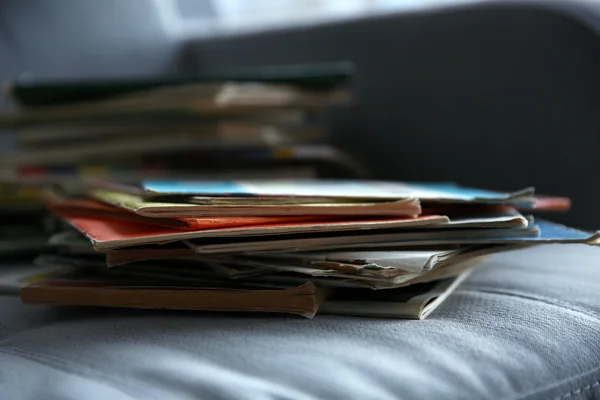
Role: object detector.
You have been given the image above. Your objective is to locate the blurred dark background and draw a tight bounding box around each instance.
[1,0,599,229]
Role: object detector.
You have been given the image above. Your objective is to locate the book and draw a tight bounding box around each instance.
[52,210,446,250]
[184,220,597,254]
[321,271,471,319]
[428,208,529,229]
[230,253,485,290]
[106,246,198,267]
[49,199,340,230]
[0,125,326,166]
[14,110,310,144]
[184,225,539,254]
[0,82,350,128]
[252,247,487,274]
[86,188,422,218]
[346,220,599,248]
[20,272,322,318]
[137,179,535,204]
[6,62,354,107]
[209,245,516,288]
[4,144,370,181]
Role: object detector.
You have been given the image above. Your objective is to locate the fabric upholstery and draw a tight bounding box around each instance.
[0,244,599,399]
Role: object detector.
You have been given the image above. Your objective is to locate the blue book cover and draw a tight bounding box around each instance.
[141,179,535,203]
[378,220,599,246]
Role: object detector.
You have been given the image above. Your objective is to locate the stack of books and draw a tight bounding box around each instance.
[0,62,361,265]
[21,180,594,319]
[0,63,360,184]
[0,64,596,319]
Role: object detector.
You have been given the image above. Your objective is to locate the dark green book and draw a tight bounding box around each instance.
[4,62,354,107]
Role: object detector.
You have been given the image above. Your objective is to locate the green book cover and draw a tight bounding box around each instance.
[5,62,354,107]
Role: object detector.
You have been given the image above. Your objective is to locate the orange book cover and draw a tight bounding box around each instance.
[52,209,448,250]
[49,199,335,230]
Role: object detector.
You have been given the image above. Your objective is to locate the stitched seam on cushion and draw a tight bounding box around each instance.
[0,347,151,399]
[458,289,600,399]
[459,287,600,322]
[512,361,600,399]
[552,380,600,400]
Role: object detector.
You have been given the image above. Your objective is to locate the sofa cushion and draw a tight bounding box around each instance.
[0,244,598,399]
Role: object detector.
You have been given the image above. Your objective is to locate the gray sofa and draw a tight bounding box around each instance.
[1,1,600,399]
